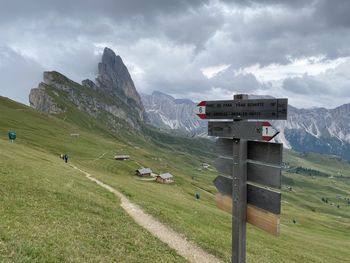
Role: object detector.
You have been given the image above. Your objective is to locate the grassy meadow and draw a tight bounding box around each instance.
[1,96,350,262]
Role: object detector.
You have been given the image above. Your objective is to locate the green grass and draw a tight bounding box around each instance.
[1,96,350,262]
[0,139,186,263]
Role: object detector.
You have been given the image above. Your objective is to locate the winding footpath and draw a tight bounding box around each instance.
[71,165,221,263]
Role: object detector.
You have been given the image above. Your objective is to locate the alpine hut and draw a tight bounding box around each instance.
[136,168,152,177]
[114,155,130,160]
[156,173,174,184]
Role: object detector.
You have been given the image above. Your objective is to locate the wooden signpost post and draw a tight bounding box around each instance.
[195,94,288,263]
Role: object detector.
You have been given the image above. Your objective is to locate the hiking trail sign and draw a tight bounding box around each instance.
[195,98,287,120]
[196,94,288,263]
[8,131,16,142]
[208,121,279,141]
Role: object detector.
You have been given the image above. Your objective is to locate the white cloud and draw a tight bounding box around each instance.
[201,64,230,78]
[239,56,348,82]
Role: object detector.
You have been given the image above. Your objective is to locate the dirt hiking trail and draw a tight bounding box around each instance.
[71,165,222,263]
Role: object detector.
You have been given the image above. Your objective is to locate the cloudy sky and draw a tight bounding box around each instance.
[1,0,350,108]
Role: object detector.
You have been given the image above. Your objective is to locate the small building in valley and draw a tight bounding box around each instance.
[202,163,210,169]
[156,173,174,184]
[114,155,130,160]
[136,168,152,177]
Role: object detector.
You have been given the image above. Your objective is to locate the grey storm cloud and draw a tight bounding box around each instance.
[0,0,350,108]
[282,75,330,95]
[210,68,263,93]
[0,0,209,24]
[0,46,43,103]
[281,59,350,107]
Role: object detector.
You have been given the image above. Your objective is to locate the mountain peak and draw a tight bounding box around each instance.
[101,47,123,68]
[29,48,147,128]
[96,47,143,109]
[152,90,175,100]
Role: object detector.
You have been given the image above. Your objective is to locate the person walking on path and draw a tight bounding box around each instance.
[64,154,69,163]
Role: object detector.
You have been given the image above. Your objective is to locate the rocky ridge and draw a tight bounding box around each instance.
[141,91,206,135]
[141,91,350,160]
[29,47,146,128]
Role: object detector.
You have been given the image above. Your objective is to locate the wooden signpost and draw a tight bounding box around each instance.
[195,94,288,263]
[195,98,288,120]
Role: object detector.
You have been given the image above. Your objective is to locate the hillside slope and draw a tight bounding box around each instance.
[0,129,185,262]
[1,96,350,262]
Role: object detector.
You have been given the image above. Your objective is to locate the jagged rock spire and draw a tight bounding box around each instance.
[96,47,143,108]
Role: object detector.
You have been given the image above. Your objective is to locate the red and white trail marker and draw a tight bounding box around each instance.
[195,101,206,119]
[261,122,279,141]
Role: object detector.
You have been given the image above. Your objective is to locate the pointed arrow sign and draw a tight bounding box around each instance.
[213,175,281,215]
[208,121,279,141]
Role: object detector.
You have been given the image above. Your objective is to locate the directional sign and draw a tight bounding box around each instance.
[247,162,281,189]
[215,139,282,166]
[208,121,279,141]
[198,95,288,261]
[214,157,281,189]
[213,175,281,215]
[215,193,280,236]
[195,98,288,120]
[247,141,283,165]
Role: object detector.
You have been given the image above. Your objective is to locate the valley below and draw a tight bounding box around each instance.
[1,95,350,262]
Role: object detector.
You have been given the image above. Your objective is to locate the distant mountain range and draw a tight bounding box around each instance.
[141,91,207,135]
[27,47,212,158]
[141,91,350,160]
[27,47,350,160]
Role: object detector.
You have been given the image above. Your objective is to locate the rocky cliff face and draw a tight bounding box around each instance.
[273,104,350,159]
[95,48,144,117]
[29,47,146,128]
[96,49,140,101]
[142,91,350,160]
[29,83,64,114]
[141,91,207,135]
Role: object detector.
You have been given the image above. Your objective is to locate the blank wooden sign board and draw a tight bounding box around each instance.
[214,174,281,235]
[214,140,283,235]
[215,193,280,236]
[196,94,287,263]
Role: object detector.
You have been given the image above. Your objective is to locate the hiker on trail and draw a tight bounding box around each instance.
[64,154,69,163]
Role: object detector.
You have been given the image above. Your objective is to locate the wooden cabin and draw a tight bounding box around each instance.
[136,168,152,177]
[114,155,130,160]
[156,173,174,184]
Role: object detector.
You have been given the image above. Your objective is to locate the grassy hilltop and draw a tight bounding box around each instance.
[0,96,350,262]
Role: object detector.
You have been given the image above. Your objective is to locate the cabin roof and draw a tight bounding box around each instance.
[137,168,152,174]
[158,173,173,179]
[115,155,130,159]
